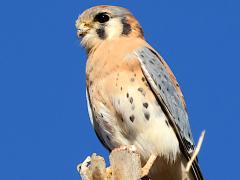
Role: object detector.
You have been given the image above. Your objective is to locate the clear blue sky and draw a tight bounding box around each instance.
[0,0,239,179]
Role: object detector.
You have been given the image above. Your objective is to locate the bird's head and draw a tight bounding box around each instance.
[75,5,144,50]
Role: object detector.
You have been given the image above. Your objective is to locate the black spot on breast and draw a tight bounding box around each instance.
[121,18,132,35]
[129,115,135,122]
[96,28,106,39]
[144,112,150,120]
[129,97,133,104]
[120,117,124,122]
[120,86,123,91]
[138,87,146,96]
[142,77,145,82]
[143,102,148,109]
[126,93,129,98]
[89,81,93,86]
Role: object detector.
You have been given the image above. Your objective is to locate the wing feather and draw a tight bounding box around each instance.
[135,47,203,180]
[86,88,111,152]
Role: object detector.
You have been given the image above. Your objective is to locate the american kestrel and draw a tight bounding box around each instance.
[76,5,203,180]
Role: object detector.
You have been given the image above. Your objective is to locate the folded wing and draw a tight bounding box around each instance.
[135,47,203,180]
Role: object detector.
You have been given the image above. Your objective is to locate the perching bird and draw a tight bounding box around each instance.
[76,5,203,180]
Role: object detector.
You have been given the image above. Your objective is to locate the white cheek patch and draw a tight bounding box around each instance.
[81,29,101,49]
[105,18,123,39]
[80,18,123,49]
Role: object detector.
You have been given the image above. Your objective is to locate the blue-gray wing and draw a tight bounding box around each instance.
[135,47,204,180]
[136,47,204,180]
[135,47,195,154]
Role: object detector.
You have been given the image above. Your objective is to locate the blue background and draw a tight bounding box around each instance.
[0,0,239,179]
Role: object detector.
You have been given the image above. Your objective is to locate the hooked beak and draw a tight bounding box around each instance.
[76,22,90,38]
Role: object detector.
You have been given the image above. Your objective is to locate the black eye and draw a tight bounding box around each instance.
[94,13,110,23]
